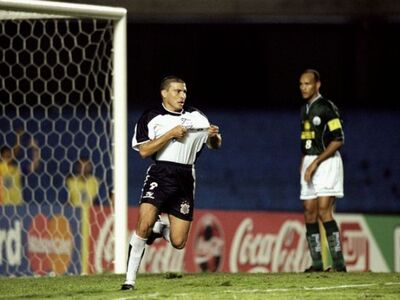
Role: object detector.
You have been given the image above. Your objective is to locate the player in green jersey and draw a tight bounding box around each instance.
[299,69,347,272]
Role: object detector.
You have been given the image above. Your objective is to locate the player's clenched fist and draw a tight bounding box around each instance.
[208,125,220,137]
[207,124,222,149]
[171,125,188,139]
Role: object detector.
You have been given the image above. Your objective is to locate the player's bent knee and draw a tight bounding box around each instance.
[171,242,186,250]
[170,238,187,249]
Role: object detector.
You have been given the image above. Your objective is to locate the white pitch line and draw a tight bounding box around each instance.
[216,283,380,294]
[304,283,376,291]
[113,292,160,300]
[113,292,193,300]
[112,281,399,299]
[384,282,400,286]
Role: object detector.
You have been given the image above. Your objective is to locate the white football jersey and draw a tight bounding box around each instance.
[132,104,210,165]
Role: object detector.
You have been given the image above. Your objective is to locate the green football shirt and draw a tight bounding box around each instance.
[300,96,344,155]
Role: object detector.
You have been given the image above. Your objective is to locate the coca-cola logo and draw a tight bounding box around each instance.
[229,218,309,272]
[92,212,185,274]
[94,214,114,273]
[140,216,184,273]
[28,214,73,275]
[141,241,185,273]
[193,214,225,272]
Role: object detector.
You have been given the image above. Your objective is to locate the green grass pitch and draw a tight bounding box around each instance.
[0,272,399,299]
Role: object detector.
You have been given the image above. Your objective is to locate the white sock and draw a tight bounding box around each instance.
[152,219,164,234]
[162,226,170,243]
[124,232,146,285]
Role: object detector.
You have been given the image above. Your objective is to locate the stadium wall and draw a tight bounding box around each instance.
[128,110,400,214]
[0,202,398,276]
[89,207,400,273]
[1,109,399,276]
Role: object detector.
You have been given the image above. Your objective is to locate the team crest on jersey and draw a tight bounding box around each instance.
[180,117,193,129]
[180,201,190,215]
[312,116,321,126]
[304,120,311,130]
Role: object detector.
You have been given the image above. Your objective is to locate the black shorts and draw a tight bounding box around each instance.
[139,161,195,221]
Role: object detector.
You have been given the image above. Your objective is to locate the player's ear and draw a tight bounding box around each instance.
[316,81,321,90]
[161,89,167,99]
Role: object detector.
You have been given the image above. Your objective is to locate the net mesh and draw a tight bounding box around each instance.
[0,17,115,276]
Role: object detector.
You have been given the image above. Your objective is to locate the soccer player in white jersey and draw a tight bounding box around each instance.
[121,76,222,290]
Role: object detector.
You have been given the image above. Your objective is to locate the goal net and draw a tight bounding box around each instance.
[0,0,127,276]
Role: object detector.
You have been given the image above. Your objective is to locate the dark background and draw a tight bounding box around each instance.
[46,0,400,111]
[41,0,400,213]
[127,21,400,112]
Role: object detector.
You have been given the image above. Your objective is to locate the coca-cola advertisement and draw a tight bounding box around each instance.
[89,208,311,273]
[88,208,398,273]
[186,211,310,272]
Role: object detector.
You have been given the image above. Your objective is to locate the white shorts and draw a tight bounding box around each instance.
[300,152,344,200]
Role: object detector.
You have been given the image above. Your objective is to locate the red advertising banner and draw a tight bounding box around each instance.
[0,205,81,276]
[89,207,400,273]
[88,206,114,274]
[168,210,309,273]
[89,207,312,273]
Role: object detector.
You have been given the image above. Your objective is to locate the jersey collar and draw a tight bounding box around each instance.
[162,103,184,115]
[306,94,322,113]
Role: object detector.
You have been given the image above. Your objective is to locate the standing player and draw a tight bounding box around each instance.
[0,130,40,205]
[121,75,222,290]
[299,69,347,272]
[66,157,100,208]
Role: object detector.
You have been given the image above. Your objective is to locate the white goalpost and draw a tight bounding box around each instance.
[0,0,127,275]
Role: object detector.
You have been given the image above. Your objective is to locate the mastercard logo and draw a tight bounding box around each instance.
[27,214,73,275]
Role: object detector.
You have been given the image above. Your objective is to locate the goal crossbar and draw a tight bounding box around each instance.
[0,0,128,275]
[0,0,126,19]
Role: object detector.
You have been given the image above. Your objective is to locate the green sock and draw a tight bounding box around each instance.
[305,222,323,270]
[323,220,346,270]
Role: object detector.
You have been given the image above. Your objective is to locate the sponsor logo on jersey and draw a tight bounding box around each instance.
[143,191,155,199]
[180,117,193,128]
[312,116,321,126]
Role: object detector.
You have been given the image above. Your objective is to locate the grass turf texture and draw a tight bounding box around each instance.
[0,272,399,300]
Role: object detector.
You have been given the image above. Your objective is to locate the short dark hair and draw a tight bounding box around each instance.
[302,69,320,82]
[160,75,185,91]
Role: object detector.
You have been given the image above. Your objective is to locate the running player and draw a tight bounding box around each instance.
[121,75,222,290]
[299,69,347,272]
